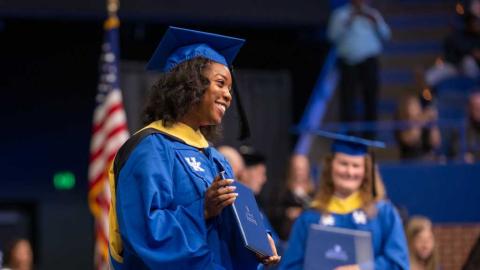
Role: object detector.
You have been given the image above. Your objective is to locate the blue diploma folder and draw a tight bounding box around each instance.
[230,181,273,257]
[304,224,374,270]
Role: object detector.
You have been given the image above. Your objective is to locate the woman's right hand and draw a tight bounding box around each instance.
[204,176,238,220]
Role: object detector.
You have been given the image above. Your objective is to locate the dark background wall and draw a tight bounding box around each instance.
[0,0,330,25]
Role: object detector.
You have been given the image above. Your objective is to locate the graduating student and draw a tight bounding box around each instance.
[279,132,409,270]
[108,26,280,270]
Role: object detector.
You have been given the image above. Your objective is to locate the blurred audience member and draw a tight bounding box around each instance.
[469,0,480,18]
[217,145,245,178]
[463,233,480,270]
[464,91,480,162]
[444,13,480,78]
[327,0,391,126]
[406,216,440,270]
[276,154,315,240]
[4,238,33,270]
[395,94,441,161]
[280,135,409,270]
[424,58,458,88]
[238,146,268,196]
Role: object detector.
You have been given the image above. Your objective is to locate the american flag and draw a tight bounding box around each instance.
[88,15,129,270]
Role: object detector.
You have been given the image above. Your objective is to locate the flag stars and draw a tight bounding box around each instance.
[352,210,367,224]
[321,214,335,226]
[104,52,115,62]
[100,64,116,75]
[106,74,116,83]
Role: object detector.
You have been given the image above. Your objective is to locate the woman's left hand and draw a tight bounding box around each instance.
[259,234,281,266]
[334,264,361,270]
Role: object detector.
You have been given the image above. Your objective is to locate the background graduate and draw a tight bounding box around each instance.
[108,26,280,270]
[279,132,409,270]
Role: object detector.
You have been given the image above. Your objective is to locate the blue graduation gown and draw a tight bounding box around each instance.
[279,201,409,270]
[111,132,260,270]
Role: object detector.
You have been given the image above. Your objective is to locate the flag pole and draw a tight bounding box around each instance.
[88,0,127,269]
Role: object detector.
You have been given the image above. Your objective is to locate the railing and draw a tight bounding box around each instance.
[294,118,472,162]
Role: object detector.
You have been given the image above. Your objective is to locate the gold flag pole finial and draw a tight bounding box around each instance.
[105,0,120,29]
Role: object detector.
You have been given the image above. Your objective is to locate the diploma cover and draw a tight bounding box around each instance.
[230,181,273,257]
[304,224,374,270]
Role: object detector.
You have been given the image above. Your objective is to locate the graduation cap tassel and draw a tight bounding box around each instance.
[231,67,251,141]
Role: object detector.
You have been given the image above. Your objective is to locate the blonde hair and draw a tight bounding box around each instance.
[311,153,385,217]
[406,216,439,270]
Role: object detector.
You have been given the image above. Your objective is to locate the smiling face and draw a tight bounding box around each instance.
[183,62,232,128]
[331,153,365,198]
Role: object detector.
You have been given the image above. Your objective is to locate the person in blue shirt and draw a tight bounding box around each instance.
[327,0,391,129]
[108,26,280,270]
[279,132,409,270]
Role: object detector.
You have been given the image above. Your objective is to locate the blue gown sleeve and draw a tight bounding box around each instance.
[115,138,223,269]
[374,202,410,270]
[278,213,310,270]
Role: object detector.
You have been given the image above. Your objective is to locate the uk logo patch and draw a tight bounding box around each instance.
[352,210,367,224]
[185,157,205,172]
[320,214,335,226]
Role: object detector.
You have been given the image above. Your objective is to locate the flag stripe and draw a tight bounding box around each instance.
[93,89,123,124]
[90,106,128,154]
[89,130,129,182]
[93,102,125,134]
[90,123,129,163]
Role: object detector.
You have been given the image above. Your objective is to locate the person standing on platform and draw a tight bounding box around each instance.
[279,132,409,270]
[328,0,391,130]
[108,26,280,270]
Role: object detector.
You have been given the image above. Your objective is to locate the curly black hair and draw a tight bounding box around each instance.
[143,57,222,141]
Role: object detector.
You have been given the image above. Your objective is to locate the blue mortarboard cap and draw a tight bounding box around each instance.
[313,130,385,156]
[146,26,245,72]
